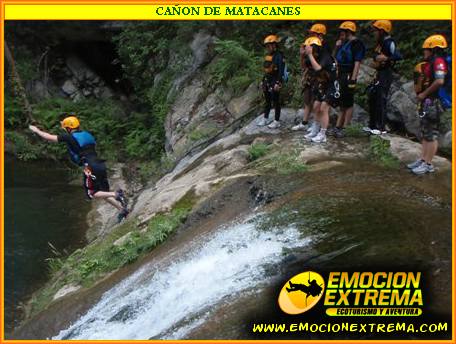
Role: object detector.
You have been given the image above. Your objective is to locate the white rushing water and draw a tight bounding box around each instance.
[54,215,311,340]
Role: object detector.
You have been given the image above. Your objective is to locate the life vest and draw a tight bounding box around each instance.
[264,54,276,74]
[413,62,430,94]
[336,39,365,72]
[420,55,450,102]
[373,37,402,70]
[263,51,288,83]
[68,130,97,165]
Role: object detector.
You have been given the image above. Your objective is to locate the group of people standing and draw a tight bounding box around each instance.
[259,20,450,175]
[26,20,450,222]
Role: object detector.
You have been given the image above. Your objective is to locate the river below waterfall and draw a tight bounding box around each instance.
[17,158,450,340]
[4,156,90,333]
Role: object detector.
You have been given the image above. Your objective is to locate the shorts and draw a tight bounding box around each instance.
[339,72,355,108]
[83,159,110,199]
[419,100,442,142]
[312,80,340,108]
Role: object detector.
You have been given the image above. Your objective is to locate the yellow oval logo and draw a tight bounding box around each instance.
[278,271,325,315]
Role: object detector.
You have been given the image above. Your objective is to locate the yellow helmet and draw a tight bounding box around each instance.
[309,23,327,35]
[264,34,280,45]
[422,34,448,49]
[61,115,80,130]
[304,36,322,47]
[339,21,357,33]
[372,20,392,33]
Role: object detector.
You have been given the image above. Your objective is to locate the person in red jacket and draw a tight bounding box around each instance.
[407,34,449,175]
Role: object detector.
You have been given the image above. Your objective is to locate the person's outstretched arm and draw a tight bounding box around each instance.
[29,125,58,142]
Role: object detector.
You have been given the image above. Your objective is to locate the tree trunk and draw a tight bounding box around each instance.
[5,40,35,123]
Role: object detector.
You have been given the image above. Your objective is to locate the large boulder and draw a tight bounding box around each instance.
[385,135,451,171]
[439,130,452,149]
[133,144,252,224]
[62,55,114,100]
[61,79,78,95]
[357,60,376,85]
[388,81,421,136]
[65,55,91,82]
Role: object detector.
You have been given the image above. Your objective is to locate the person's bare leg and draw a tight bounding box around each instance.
[104,197,124,211]
[430,141,438,162]
[343,106,354,127]
[313,102,321,124]
[421,140,427,162]
[320,102,330,129]
[92,190,116,199]
[336,108,346,128]
[303,104,311,122]
[424,141,438,164]
[91,192,124,211]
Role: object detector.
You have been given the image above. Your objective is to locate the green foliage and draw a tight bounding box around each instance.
[208,39,261,94]
[188,127,218,143]
[274,151,308,175]
[79,259,101,278]
[4,131,44,161]
[29,191,197,316]
[368,136,400,168]
[6,96,166,162]
[4,94,27,128]
[112,23,187,162]
[254,147,308,175]
[248,143,271,161]
[35,97,126,159]
[45,257,64,275]
[12,44,39,83]
[113,23,176,95]
[354,82,369,110]
[344,123,366,138]
[284,76,304,109]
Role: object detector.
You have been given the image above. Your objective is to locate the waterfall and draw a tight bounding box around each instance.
[54,214,312,340]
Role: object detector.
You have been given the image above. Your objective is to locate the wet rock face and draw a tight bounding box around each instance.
[387,80,421,136]
[164,31,260,159]
[53,284,81,301]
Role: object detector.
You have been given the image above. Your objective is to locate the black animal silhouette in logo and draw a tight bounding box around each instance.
[286,273,323,306]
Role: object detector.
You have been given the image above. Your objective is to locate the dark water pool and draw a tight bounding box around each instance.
[4,156,90,332]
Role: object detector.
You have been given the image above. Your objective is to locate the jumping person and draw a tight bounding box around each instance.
[333,21,366,138]
[293,23,328,132]
[366,20,402,135]
[258,34,285,129]
[407,35,449,175]
[29,115,129,222]
[303,36,340,143]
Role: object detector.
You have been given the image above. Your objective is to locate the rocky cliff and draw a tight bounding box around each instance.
[8,26,453,340]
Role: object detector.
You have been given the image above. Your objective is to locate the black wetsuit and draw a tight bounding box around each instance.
[368,36,400,131]
[263,50,285,121]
